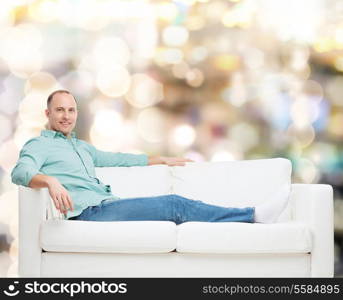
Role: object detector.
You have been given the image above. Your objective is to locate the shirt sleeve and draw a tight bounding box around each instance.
[11,138,46,187]
[85,142,148,167]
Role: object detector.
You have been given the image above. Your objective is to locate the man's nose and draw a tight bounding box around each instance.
[62,112,70,119]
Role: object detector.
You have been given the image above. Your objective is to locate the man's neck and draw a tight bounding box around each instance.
[46,127,72,138]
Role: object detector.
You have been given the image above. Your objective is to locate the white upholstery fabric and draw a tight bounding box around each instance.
[18,158,334,278]
[40,220,176,253]
[292,184,334,277]
[171,158,292,222]
[176,221,311,254]
[19,186,48,277]
[41,252,311,277]
[95,165,171,199]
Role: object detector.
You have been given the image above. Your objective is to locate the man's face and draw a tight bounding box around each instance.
[45,93,78,137]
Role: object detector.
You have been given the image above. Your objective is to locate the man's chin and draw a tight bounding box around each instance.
[57,128,72,136]
[57,126,74,134]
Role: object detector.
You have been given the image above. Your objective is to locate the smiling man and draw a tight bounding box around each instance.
[46,91,77,138]
[11,90,288,224]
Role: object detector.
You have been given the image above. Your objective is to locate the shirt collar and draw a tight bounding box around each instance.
[41,130,77,139]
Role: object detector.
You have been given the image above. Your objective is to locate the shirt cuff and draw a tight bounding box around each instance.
[139,154,149,166]
[23,168,38,187]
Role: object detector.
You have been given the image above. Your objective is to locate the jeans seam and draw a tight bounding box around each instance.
[172,194,182,224]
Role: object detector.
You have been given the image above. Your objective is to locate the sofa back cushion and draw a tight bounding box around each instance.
[171,158,292,222]
[95,165,171,199]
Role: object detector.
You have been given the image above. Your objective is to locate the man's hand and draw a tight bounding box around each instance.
[160,156,194,166]
[47,177,74,215]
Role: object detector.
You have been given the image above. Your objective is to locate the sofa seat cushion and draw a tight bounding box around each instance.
[40,220,176,253]
[176,222,311,254]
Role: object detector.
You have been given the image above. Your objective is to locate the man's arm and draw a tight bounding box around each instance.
[84,141,193,167]
[28,174,73,214]
[28,174,54,188]
[11,138,73,214]
[11,138,46,187]
[85,142,148,167]
[148,156,193,166]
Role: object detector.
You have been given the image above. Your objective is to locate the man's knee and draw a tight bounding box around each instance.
[169,194,184,201]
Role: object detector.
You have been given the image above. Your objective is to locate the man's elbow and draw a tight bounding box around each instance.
[11,166,31,187]
[10,166,20,186]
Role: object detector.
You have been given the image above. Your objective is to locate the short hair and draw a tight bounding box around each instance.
[47,90,77,108]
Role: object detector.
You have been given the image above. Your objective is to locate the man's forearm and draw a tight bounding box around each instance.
[147,156,193,166]
[148,156,165,165]
[28,174,57,188]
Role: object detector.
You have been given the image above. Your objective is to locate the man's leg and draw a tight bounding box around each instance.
[70,194,255,223]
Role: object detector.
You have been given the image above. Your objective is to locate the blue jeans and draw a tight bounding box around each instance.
[69,194,255,224]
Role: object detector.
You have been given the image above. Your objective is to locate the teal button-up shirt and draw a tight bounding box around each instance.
[11,130,148,219]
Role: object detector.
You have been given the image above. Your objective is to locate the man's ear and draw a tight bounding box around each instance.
[45,108,49,117]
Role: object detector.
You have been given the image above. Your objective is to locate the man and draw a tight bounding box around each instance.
[11,90,289,223]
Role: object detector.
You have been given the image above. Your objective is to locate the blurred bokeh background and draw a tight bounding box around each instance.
[0,0,343,277]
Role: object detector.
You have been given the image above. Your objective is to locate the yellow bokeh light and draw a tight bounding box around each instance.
[209,140,243,161]
[8,50,43,79]
[90,109,124,151]
[290,96,319,129]
[24,72,57,94]
[185,15,205,31]
[154,47,184,65]
[328,112,343,138]
[221,2,252,28]
[162,25,189,47]
[156,2,178,22]
[0,5,15,27]
[93,37,130,68]
[96,66,131,97]
[186,68,204,87]
[75,0,111,31]
[325,76,343,107]
[125,73,164,108]
[0,24,43,78]
[287,123,315,148]
[170,124,196,148]
[313,37,335,53]
[334,27,343,48]
[334,56,343,71]
[18,92,47,128]
[296,158,319,184]
[213,55,240,71]
[93,109,123,137]
[137,108,166,143]
[28,0,58,23]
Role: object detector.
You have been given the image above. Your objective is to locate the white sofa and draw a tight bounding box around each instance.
[18,158,334,277]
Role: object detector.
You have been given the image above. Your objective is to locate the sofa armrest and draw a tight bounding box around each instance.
[18,186,63,277]
[291,183,334,277]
